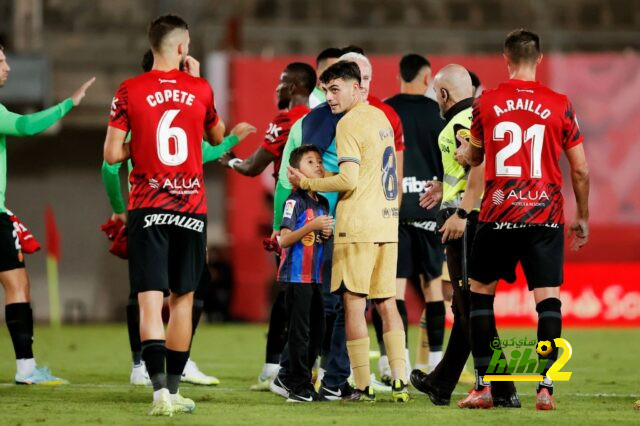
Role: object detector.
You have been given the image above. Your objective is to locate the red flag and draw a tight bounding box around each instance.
[45,206,61,261]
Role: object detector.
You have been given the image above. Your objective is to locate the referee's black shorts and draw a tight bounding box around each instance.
[128,208,207,296]
[397,221,444,282]
[469,222,564,290]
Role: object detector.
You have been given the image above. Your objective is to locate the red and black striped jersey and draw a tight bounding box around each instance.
[108,69,219,214]
[471,79,583,224]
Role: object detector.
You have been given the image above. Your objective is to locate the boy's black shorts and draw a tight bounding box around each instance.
[469,222,564,290]
[128,208,206,296]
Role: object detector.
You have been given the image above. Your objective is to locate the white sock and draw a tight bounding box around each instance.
[153,388,168,402]
[260,363,280,381]
[405,348,412,377]
[428,351,443,370]
[415,363,429,371]
[17,358,36,376]
[378,355,390,376]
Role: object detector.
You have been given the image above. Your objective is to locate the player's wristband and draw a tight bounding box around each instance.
[228,158,243,169]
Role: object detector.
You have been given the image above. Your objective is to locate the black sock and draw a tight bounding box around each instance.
[191,298,204,339]
[5,303,34,359]
[141,339,167,391]
[469,292,496,390]
[125,298,142,365]
[396,299,409,347]
[265,290,288,364]
[425,301,445,352]
[536,297,562,395]
[166,349,190,394]
[372,306,386,355]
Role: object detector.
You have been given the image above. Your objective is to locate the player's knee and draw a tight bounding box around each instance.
[470,279,496,295]
[0,270,30,302]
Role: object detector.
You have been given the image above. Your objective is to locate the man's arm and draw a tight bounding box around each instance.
[273,122,303,231]
[464,138,484,167]
[440,162,484,243]
[0,100,73,137]
[204,120,226,146]
[202,122,257,164]
[103,127,130,165]
[101,160,126,214]
[293,161,359,193]
[566,143,590,251]
[230,146,276,177]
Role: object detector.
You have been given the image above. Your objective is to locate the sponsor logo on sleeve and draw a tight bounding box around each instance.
[283,200,296,219]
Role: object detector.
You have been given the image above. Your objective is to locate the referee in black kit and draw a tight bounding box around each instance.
[372,54,446,379]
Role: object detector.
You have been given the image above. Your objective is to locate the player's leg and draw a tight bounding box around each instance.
[126,293,151,385]
[343,290,372,397]
[181,264,220,386]
[2,267,66,385]
[422,275,445,372]
[414,308,429,371]
[252,288,287,390]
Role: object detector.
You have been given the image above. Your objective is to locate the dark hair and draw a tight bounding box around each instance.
[285,62,317,94]
[504,29,541,64]
[468,70,481,89]
[290,145,322,168]
[148,14,189,51]
[316,48,343,66]
[341,45,365,55]
[0,44,4,51]
[399,54,430,83]
[319,61,361,85]
[141,49,153,72]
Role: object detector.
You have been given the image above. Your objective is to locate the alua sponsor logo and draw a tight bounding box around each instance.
[492,189,549,205]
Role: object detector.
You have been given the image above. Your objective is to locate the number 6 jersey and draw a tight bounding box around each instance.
[108,69,219,214]
[470,79,583,225]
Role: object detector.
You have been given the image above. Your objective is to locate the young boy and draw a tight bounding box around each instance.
[278,145,334,402]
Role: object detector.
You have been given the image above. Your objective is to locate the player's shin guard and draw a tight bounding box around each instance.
[469,292,496,390]
[5,303,34,360]
[347,337,371,390]
[126,298,142,365]
[372,308,386,355]
[396,300,409,347]
[142,340,167,391]
[425,301,445,367]
[536,297,562,395]
[166,349,189,394]
[383,330,407,383]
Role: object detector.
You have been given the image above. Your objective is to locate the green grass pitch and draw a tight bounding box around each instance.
[0,324,638,425]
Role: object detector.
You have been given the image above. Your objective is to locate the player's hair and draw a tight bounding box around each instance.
[468,70,481,89]
[148,14,189,52]
[399,53,430,83]
[341,45,365,55]
[285,62,317,95]
[0,44,4,51]
[319,61,361,85]
[504,29,541,64]
[316,47,344,66]
[141,49,153,72]
[290,145,322,169]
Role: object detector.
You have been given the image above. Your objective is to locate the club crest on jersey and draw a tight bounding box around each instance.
[265,123,283,143]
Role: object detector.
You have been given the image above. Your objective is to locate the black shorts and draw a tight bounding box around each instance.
[128,208,207,296]
[469,222,564,290]
[0,212,25,272]
[397,221,444,281]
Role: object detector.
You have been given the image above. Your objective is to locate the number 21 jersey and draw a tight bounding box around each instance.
[108,69,219,214]
[471,79,583,225]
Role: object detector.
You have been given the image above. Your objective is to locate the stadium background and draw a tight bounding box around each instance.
[0,0,638,328]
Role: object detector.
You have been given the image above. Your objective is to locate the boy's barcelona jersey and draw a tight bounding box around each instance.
[277,190,329,284]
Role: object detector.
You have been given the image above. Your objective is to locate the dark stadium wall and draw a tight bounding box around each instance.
[226,53,640,327]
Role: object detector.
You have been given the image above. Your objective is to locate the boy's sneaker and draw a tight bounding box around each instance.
[171,392,196,414]
[15,366,68,385]
[343,386,376,402]
[286,386,318,403]
[536,387,556,410]
[458,386,493,409]
[269,375,291,399]
[130,363,151,386]
[181,359,220,385]
[148,389,173,417]
[391,379,410,402]
[318,381,355,401]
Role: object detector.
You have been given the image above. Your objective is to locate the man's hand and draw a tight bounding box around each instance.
[71,77,96,106]
[310,215,335,232]
[218,151,237,168]
[440,214,466,243]
[287,166,306,188]
[455,133,470,167]
[568,218,589,251]
[111,212,127,225]
[183,56,200,77]
[419,180,443,209]
[230,122,257,141]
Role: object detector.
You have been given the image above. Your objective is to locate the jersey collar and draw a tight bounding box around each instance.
[443,97,473,124]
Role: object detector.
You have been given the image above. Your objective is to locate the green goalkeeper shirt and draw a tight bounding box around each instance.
[101,134,240,214]
[0,98,74,213]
